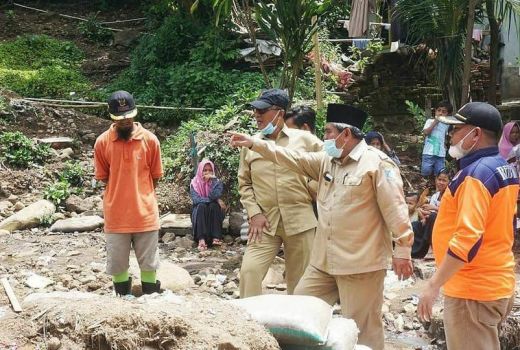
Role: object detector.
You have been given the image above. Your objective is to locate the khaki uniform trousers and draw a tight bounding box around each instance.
[444,295,514,350]
[239,222,315,298]
[294,265,386,350]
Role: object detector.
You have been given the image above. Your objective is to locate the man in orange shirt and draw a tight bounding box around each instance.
[94,90,163,296]
[418,102,518,350]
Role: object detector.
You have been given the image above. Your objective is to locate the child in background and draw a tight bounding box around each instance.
[421,101,452,179]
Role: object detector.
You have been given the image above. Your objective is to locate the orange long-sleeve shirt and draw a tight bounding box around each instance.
[433,147,518,301]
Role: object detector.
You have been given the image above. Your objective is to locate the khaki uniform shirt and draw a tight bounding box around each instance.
[250,139,413,274]
[238,126,323,236]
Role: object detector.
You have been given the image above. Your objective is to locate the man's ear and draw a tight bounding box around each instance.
[302,123,311,132]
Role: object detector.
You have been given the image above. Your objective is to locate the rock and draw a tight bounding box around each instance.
[25,274,54,289]
[394,314,405,332]
[13,201,25,211]
[403,303,416,315]
[0,229,9,236]
[81,133,96,145]
[262,256,285,287]
[0,200,12,212]
[59,148,74,159]
[0,199,55,232]
[47,337,61,350]
[52,212,66,221]
[228,211,245,236]
[50,216,104,233]
[384,312,395,323]
[173,236,194,249]
[223,235,234,244]
[65,195,102,213]
[224,281,238,294]
[160,213,192,237]
[7,194,18,204]
[414,262,436,280]
[161,232,176,244]
[37,137,74,149]
[129,258,194,292]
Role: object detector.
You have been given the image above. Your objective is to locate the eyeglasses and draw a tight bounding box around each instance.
[255,107,281,115]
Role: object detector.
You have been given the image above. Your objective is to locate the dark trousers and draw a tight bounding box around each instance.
[193,202,224,244]
[411,212,437,259]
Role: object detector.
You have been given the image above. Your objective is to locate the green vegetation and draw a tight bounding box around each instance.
[109,14,267,124]
[59,161,86,187]
[78,15,113,44]
[405,100,427,128]
[0,35,90,97]
[43,181,74,206]
[0,131,52,168]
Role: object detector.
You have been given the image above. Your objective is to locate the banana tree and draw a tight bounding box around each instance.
[255,0,331,104]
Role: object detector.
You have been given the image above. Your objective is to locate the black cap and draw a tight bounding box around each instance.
[326,104,368,130]
[108,90,137,120]
[438,102,502,133]
[250,89,289,110]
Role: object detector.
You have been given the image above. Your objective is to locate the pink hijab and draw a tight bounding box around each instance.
[190,159,215,198]
[498,122,519,159]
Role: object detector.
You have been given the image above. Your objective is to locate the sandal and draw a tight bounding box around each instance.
[212,239,222,246]
[197,240,207,251]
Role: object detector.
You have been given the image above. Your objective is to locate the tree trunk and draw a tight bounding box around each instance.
[241,0,272,87]
[486,0,499,105]
[460,0,478,106]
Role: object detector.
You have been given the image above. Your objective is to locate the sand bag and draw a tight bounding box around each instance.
[230,294,332,345]
[280,317,359,350]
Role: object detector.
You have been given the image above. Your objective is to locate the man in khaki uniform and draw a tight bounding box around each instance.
[239,89,323,298]
[231,104,414,350]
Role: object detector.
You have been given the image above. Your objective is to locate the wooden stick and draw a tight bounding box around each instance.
[20,98,210,111]
[1,277,22,313]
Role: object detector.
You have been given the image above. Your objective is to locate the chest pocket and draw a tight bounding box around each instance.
[342,175,363,202]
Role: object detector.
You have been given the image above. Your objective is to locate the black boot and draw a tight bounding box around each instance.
[113,277,132,296]
[141,280,161,294]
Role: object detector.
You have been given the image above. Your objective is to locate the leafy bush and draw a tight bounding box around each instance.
[78,15,113,44]
[108,12,265,124]
[405,100,427,128]
[59,161,86,187]
[43,181,73,205]
[0,35,90,97]
[162,100,258,206]
[0,131,51,168]
[350,40,384,71]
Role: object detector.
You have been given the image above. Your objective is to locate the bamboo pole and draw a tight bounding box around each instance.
[460,0,478,106]
[312,16,323,110]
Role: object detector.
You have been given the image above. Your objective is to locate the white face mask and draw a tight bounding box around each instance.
[448,127,478,160]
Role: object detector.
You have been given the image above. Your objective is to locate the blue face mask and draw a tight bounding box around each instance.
[261,111,280,136]
[323,135,344,158]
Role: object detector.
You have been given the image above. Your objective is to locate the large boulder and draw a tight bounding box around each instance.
[50,216,104,233]
[160,213,192,237]
[0,199,55,232]
[129,258,194,292]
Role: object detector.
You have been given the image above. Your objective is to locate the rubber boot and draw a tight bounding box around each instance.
[141,280,161,294]
[113,277,132,296]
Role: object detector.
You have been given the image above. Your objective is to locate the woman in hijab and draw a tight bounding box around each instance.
[190,159,226,251]
[365,131,401,165]
[498,121,520,160]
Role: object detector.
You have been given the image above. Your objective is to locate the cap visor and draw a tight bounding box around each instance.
[110,109,137,120]
[250,100,272,109]
[437,115,465,125]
